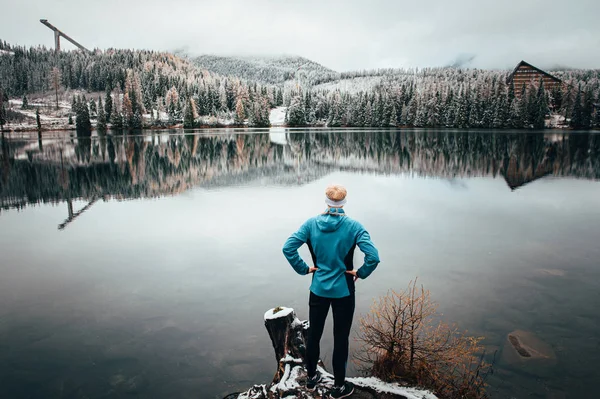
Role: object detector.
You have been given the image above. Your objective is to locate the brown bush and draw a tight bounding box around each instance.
[355,279,493,399]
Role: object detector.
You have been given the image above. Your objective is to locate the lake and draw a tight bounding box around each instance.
[1,129,599,399]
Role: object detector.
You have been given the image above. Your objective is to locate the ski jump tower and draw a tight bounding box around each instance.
[40,19,90,52]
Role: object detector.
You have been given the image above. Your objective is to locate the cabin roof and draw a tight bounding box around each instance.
[506,60,562,85]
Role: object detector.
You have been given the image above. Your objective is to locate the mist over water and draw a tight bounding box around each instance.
[1,129,599,398]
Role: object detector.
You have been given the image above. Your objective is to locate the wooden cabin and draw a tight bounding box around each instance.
[506,61,562,95]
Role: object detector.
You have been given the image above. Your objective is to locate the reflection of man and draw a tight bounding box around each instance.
[283,184,380,398]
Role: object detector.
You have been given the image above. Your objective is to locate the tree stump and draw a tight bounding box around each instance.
[263,306,309,384]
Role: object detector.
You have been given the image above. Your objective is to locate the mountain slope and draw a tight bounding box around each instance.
[193,54,338,85]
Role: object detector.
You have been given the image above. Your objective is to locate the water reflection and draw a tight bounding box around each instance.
[2,130,599,222]
[1,129,600,399]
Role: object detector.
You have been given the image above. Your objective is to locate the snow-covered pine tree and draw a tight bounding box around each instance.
[183,97,198,128]
[364,100,373,128]
[595,92,600,128]
[75,99,91,132]
[519,84,530,128]
[104,86,113,121]
[122,93,133,128]
[405,95,418,126]
[111,88,124,130]
[234,98,245,125]
[89,98,97,119]
[581,87,594,129]
[97,96,107,131]
[570,86,583,129]
[286,94,306,127]
[550,85,562,112]
[165,86,179,124]
[533,80,547,129]
[0,95,6,131]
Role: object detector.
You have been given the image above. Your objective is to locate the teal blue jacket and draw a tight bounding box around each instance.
[283,208,380,298]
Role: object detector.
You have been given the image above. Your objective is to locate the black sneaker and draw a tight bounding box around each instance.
[306,370,322,391]
[329,381,355,398]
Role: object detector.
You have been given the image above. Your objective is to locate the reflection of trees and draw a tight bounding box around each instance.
[1,130,599,212]
[288,131,600,189]
[0,132,279,211]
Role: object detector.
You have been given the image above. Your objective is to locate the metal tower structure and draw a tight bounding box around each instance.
[40,19,90,52]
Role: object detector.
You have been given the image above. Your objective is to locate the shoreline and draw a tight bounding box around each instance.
[2,124,596,134]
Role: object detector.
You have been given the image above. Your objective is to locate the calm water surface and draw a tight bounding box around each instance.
[1,129,599,399]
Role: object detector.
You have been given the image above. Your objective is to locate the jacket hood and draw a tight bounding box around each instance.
[316,211,347,232]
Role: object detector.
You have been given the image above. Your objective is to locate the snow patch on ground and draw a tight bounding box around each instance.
[269,107,287,126]
[350,377,438,399]
[546,113,567,128]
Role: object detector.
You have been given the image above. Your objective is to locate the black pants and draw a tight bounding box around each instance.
[306,291,355,387]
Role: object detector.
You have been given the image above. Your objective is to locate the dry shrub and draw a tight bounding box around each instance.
[355,279,493,399]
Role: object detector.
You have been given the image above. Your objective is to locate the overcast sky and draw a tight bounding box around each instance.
[2,0,599,71]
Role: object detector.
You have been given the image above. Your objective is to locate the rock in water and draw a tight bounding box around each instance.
[501,330,557,378]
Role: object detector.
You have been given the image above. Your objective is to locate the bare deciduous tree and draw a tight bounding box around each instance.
[50,67,62,110]
[355,278,493,399]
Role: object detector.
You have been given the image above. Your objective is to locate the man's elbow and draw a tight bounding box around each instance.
[282,244,296,261]
[369,252,380,265]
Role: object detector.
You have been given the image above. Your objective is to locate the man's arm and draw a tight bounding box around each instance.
[282,221,312,275]
[355,225,380,279]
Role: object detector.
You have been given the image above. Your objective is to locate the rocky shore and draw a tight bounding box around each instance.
[224,307,438,399]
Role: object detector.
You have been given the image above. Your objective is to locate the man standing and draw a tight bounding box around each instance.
[282,184,380,399]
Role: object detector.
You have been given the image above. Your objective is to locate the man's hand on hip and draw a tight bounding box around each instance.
[345,270,359,282]
[308,267,318,274]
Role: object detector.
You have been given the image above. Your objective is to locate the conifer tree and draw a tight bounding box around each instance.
[364,100,373,127]
[110,88,123,130]
[519,84,529,128]
[36,108,41,130]
[550,85,563,111]
[595,93,600,128]
[183,97,198,128]
[570,86,583,129]
[165,86,179,123]
[0,101,6,132]
[97,96,107,131]
[390,102,398,127]
[405,96,418,126]
[533,80,548,129]
[89,98,97,119]
[75,99,91,132]
[234,98,245,125]
[492,98,504,128]
[104,86,113,121]
[22,94,29,109]
[286,95,306,127]
[122,93,133,128]
[581,87,594,129]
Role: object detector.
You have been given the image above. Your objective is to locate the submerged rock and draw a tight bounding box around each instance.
[501,330,557,378]
[225,307,438,399]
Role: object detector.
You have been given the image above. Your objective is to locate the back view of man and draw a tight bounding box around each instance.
[282,184,380,399]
